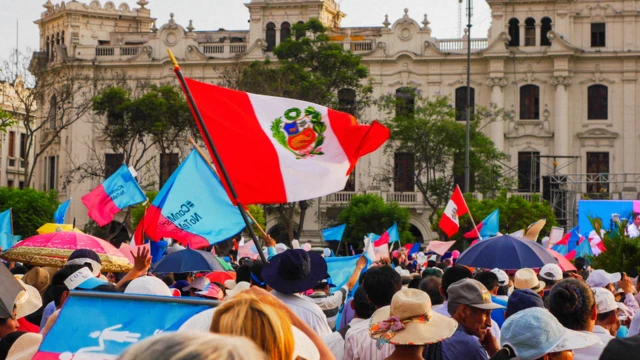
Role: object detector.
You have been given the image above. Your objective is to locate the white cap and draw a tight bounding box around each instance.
[183,276,210,292]
[586,269,621,288]
[490,268,509,286]
[125,276,172,296]
[593,287,617,314]
[540,264,563,281]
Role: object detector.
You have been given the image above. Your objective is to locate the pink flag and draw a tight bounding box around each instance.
[426,240,456,256]
[238,239,259,259]
[118,242,150,264]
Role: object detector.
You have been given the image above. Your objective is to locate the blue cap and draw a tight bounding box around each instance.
[76,276,108,290]
[505,289,545,318]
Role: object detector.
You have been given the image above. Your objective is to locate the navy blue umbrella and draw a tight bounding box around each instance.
[455,235,558,270]
[152,248,227,273]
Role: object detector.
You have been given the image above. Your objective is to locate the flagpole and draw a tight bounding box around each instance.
[467,209,483,241]
[170,53,267,264]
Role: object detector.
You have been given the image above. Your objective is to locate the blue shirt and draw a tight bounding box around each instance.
[39,301,57,332]
[491,295,507,328]
[442,323,489,360]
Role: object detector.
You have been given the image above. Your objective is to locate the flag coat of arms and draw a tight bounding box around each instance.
[179,78,390,204]
[439,185,469,237]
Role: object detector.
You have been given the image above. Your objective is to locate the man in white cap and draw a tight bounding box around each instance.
[593,288,619,341]
[489,269,509,302]
[539,263,563,298]
[587,269,639,315]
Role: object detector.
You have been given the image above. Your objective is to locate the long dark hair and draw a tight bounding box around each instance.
[547,278,595,331]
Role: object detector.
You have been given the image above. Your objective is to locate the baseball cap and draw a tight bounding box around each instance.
[490,268,509,286]
[501,307,600,360]
[64,267,107,290]
[586,269,621,288]
[593,287,617,314]
[183,276,210,292]
[505,289,545,318]
[447,278,504,310]
[514,268,545,292]
[125,276,172,296]
[540,264,563,281]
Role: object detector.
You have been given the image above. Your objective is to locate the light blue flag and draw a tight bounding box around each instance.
[54,199,71,224]
[0,209,11,234]
[388,222,400,243]
[367,233,381,241]
[0,233,20,251]
[322,224,346,242]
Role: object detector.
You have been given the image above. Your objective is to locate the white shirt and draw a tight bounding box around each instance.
[343,317,394,360]
[592,325,614,346]
[306,285,348,330]
[627,223,640,238]
[434,301,501,343]
[324,328,346,360]
[573,330,606,360]
[272,290,333,338]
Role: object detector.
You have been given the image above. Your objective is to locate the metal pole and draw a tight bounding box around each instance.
[464,0,473,193]
[168,50,268,264]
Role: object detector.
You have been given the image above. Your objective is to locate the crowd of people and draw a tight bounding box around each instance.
[2,238,640,360]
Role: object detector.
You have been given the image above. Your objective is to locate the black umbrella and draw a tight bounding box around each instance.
[0,263,23,318]
[152,248,228,273]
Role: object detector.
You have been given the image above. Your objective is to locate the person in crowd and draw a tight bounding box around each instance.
[539,263,563,298]
[443,258,453,268]
[337,271,369,331]
[183,276,210,297]
[2,332,41,360]
[261,249,332,337]
[106,272,117,284]
[65,248,103,277]
[40,264,86,331]
[344,266,402,360]
[369,288,458,360]
[422,267,443,279]
[491,307,600,360]
[627,212,640,238]
[513,268,545,296]
[118,332,268,360]
[0,307,18,341]
[437,278,503,360]
[14,279,42,333]
[249,260,267,289]
[489,269,509,301]
[599,333,640,359]
[475,271,507,327]
[196,283,224,300]
[407,275,421,289]
[547,278,605,360]
[574,257,590,280]
[504,289,544,320]
[160,274,174,287]
[22,267,51,327]
[124,276,173,296]
[586,269,639,314]
[592,288,618,344]
[324,287,375,360]
[307,256,366,330]
[419,276,444,309]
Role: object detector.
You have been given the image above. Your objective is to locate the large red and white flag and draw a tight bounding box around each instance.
[180,78,390,204]
[438,185,469,237]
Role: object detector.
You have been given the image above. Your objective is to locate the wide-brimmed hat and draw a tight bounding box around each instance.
[14,278,42,319]
[261,249,327,294]
[514,268,545,293]
[501,307,600,360]
[6,332,42,360]
[369,288,458,347]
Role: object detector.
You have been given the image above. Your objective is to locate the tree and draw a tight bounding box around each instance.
[590,217,640,277]
[337,194,413,247]
[223,19,373,245]
[0,187,58,237]
[378,92,512,224]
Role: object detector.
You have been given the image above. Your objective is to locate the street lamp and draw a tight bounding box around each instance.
[463,0,473,193]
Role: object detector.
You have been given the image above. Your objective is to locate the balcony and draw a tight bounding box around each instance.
[321,190,425,211]
[436,38,488,52]
[95,46,143,58]
[200,43,247,56]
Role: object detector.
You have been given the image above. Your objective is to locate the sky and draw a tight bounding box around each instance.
[0,0,491,64]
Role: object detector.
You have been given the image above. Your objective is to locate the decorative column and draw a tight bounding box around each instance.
[551,76,571,156]
[622,77,636,173]
[486,77,507,152]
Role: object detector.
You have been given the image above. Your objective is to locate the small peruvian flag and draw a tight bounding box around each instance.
[438,185,469,237]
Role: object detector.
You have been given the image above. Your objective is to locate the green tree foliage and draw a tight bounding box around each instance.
[590,217,640,277]
[337,194,413,247]
[131,191,158,229]
[0,187,58,237]
[248,205,266,237]
[378,92,511,224]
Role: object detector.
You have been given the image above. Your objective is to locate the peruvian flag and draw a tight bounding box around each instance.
[438,185,469,237]
[179,78,390,204]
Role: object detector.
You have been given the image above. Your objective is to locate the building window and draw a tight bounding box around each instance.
[47,155,58,191]
[266,22,276,51]
[394,152,415,192]
[508,18,520,46]
[344,164,356,191]
[7,180,13,188]
[541,17,552,46]
[588,85,608,120]
[19,133,26,169]
[586,152,609,193]
[524,18,536,46]
[8,131,15,158]
[520,85,540,120]
[338,88,357,116]
[280,22,291,43]
[395,87,416,118]
[295,21,305,40]
[591,23,605,47]
[159,153,179,187]
[518,152,540,192]
[48,95,57,130]
[45,36,50,58]
[18,181,24,189]
[104,153,124,179]
[455,87,475,121]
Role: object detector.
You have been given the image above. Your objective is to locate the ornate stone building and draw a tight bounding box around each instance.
[31,0,640,242]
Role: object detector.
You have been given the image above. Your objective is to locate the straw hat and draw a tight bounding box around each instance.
[22,267,50,295]
[514,268,545,293]
[6,332,42,360]
[369,289,458,346]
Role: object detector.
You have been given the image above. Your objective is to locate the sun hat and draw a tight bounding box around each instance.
[22,267,50,295]
[593,287,617,314]
[64,267,108,290]
[540,263,563,281]
[196,283,224,300]
[5,332,42,360]
[505,289,545,318]
[125,276,172,296]
[490,268,509,286]
[226,281,251,298]
[501,307,600,360]
[183,276,210,292]
[586,269,622,288]
[369,288,458,348]
[261,249,327,294]
[514,268,545,292]
[14,279,42,320]
[447,278,505,310]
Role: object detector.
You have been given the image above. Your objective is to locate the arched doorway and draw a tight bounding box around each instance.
[410,224,424,243]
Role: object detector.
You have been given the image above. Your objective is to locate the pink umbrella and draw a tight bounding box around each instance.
[547,249,577,272]
[0,232,132,272]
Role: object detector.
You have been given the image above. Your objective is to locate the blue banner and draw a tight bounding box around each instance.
[54,199,71,224]
[322,224,346,242]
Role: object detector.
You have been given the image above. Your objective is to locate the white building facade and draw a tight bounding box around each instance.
[31,0,640,242]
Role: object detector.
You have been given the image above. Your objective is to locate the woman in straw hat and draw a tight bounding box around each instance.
[369,288,458,360]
